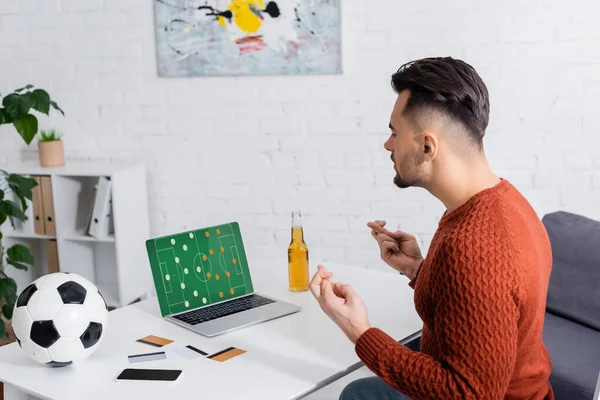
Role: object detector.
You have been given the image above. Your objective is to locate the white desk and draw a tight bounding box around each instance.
[0,259,422,400]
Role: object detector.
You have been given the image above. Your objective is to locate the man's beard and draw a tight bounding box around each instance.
[394,173,414,188]
[392,153,423,189]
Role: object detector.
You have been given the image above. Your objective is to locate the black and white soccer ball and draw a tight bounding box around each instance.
[11,272,109,367]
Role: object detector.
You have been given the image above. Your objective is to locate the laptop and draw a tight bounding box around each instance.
[145,222,301,337]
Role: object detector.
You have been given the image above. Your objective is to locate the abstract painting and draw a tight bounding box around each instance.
[153,0,342,77]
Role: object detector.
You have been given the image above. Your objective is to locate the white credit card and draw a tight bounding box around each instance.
[128,351,167,363]
[173,345,208,359]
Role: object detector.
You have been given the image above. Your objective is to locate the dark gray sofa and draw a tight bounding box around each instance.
[542,211,600,400]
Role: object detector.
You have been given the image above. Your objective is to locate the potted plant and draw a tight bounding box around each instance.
[38,128,65,167]
[0,84,63,340]
[0,84,64,145]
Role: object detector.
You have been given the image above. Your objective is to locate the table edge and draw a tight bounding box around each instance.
[293,329,423,400]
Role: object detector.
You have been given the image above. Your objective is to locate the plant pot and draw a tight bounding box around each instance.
[38,140,65,167]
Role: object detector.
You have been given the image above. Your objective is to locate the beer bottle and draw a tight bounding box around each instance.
[288,210,309,292]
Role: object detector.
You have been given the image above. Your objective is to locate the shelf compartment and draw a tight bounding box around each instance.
[57,239,119,308]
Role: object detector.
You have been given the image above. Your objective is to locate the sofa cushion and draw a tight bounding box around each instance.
[542,211,600,331]
[543,312,600,400]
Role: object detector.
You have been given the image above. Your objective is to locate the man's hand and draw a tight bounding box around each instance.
[309,265,371,344]
[367,220,424,280]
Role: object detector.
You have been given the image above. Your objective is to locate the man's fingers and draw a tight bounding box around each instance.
[320,279,337,304]
[368,221,394,237]
[375,233,400,250]
[309,272,322,299]
[334,283,358,299]
[309,269,324,298]
[367,221,386,231]
[318,265,333,278]
[390,230,416,241]
[382,240,400,254]
[309,265,333,299]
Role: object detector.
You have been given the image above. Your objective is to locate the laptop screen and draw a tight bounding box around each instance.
[146,222,254,317]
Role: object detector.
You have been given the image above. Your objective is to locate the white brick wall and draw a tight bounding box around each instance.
[1,0,599,271]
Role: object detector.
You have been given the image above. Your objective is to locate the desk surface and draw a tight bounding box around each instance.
[0,259,422,400]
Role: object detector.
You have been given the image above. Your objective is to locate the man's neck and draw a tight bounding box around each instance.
[426,158,501,214]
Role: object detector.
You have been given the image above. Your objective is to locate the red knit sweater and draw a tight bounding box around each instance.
[356,179,555,400]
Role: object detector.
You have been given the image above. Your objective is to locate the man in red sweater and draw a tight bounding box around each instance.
[309,57,555,400]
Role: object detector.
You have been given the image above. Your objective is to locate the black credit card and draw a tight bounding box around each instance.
[116,368,182,382]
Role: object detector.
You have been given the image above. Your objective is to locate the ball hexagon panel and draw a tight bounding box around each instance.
[33,273,70,291]
[16,283,37,307]
[26,287,63,321]
[57,281,87,304]
[11,306,33,341]
[83,291,108,325]
[80,322,103,349]
[66,273,98,295]
[21,338,52,364]
[30,320,60,348]
[53,304,89,338]
[48,338,85,363]
[47,361,73,367]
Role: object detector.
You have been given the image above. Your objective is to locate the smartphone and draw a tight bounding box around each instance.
[116,368,182,382]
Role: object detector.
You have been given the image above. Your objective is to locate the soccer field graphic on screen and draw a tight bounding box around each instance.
[146,222,254,317]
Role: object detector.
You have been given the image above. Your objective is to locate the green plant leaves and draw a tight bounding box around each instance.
[0,278,17,304]
[7,244,34,271]
[12,114,38,145]
[14,84,33,93]
[0,320,6,339]
[0,199,25,228]
[2,303,14,320]
[1,85,64,145]
[8,174,37,208]
[0,108,10,124]
[2,93,32,120]
[50,101,64,116]
[28,89,51,115]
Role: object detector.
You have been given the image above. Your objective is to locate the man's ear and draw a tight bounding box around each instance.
[423,132,439,160]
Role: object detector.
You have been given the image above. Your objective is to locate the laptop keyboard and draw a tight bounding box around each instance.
[172,294,275,325]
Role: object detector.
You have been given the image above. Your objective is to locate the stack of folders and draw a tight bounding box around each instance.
[86,176,114,238]
[14,175,59,274]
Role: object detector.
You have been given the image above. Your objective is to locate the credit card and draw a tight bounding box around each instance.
[128,351,167,363]
[136,335,174,347]
[207,347,246,362]
[173,345,208,359]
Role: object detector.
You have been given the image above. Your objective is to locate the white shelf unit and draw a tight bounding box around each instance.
[0,161,152,309]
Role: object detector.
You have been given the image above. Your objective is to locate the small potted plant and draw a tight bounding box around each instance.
[38,128,65,167]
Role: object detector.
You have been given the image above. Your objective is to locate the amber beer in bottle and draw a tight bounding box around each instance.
[288,211,309,291]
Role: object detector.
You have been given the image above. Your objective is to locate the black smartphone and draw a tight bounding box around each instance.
[116,368,182,382]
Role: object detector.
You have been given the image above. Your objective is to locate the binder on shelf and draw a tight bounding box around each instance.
[85,184,98,236]
[88,176,114,238]
[22,198,35,233]
[46,239,59,274]
[31,175,45,235]
[39,176,56,236]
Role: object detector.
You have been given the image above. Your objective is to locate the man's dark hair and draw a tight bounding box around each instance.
[391,57,490,145]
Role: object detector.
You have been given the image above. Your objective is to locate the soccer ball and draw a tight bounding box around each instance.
[11,272,109,367]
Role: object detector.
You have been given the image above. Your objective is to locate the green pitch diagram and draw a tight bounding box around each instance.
[146,222,254,317]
